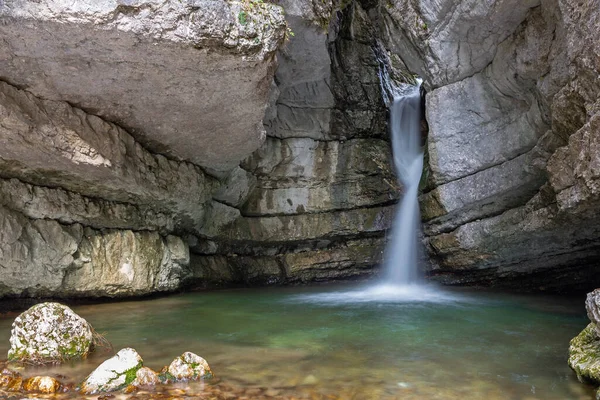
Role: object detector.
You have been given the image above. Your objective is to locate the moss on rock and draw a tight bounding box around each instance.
[568,323,600,384]
[7,303,93,364]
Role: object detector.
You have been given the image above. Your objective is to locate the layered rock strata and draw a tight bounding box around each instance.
[0,0,398,296]
[380,0,600,290]
[0,0,287,297]
[187,1,399,286]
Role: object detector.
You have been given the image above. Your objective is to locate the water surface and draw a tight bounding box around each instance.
[0,284,593,399]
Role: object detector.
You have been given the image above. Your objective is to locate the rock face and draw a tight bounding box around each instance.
[188,1,398,286]
[0,0,284,298]
[0,0,394,296]
[2,0,597,295]
[380,0,600,290]
[0,204,190,298]
[8,303,93,363]
[0,0,286,172]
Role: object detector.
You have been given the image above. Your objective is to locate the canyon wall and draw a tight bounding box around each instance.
[0,0,287,297]
[380,0,600,290]
[186,1,398,287]
[0,0,397,297]
[1,0,599,297]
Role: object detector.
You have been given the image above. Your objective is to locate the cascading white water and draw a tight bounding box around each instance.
[383,83,424,285]
[291,78,460,303]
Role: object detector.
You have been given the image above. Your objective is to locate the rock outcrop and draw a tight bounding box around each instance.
[0,0,286,173]
[380,0,600,290]
[0,0,398,296]
[0,0,288,297]
[8,303,93,363]
[2,0,598,295]
[187,1,399,286]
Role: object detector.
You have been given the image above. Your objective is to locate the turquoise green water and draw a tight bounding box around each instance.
[0,284,594,399]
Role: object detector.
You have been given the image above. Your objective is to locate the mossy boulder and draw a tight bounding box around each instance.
[8,302,93,364]
[568,323,600,384]
[160,352,212,382]
[79,348,143,394]
[131,367,160,387]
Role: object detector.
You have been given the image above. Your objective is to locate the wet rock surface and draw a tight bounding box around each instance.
[22,375,62,394]
[378,0,600,289]
[188,1,398,286]
[7,303,93,364]
[162,351,212,382]
[80,348,143,394]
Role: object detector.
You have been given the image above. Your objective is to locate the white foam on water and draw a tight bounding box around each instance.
[289,284,467,305]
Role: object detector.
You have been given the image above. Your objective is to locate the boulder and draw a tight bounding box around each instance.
[131,367,160,387]
[8,303,93,364]
[569,323,600,385]
[161,352,212,382]
[587,289,600,336]
[80,348,143,394]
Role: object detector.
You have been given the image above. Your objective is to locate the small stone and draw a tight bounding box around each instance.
[0,368,22,391]
[80,348,143,394]
[301,374,318,385]
[8,302,93,364]
[22,376,61,393]
[161,352,212,382]
[132,367,159,387]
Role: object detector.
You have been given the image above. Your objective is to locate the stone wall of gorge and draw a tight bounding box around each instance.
[186,1,399,287]
[0,0,399,297]
[380,0,600,291]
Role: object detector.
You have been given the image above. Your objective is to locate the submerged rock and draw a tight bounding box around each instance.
[569,323,600,384]
[0,368,23,391]
[8,303,93,364]
[131,366,160,387]
[22,376,61,394]
[80,348,143,394]
[161,352,212,382]
[80,349,212,394]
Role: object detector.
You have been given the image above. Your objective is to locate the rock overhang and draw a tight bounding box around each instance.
[0,0,287,173]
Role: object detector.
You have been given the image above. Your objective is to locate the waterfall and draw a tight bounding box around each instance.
[383,82,424,285]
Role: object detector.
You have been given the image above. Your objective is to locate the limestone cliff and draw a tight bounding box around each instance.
[2,0,599,297]
[380,0,600,290]
[186,1,399,286]
[0,0,396,296]
[0,0,288,297]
